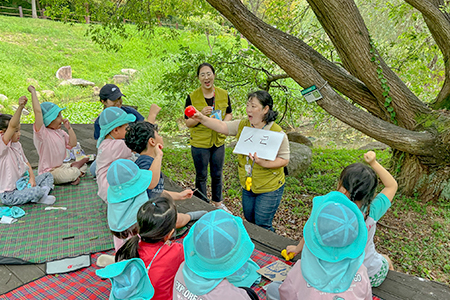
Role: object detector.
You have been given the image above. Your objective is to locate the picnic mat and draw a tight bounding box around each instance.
[0,174,113,264]
[1,249,384,299]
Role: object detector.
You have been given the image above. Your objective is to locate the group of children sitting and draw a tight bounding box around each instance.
[0,83,397,299]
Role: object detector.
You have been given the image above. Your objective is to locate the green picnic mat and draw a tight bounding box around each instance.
[0,173,113,264]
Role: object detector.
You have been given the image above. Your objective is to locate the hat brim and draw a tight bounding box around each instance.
[303,191,367,263]
[227,258,261,288]
[108,169,152,203]
[183,211,255,279]
[96,258,154,300]
[43,106,66,127]
[107,192,149,232]
[96,113,136,148]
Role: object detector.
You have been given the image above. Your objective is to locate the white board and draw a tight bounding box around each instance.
[233,126,284,161]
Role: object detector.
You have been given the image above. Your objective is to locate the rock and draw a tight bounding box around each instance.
[227,141,237,148]
[287,132,313,148]
[0,104,4,110]
[286,142,312,177]
[59,79,95,87]
[0,94,7,102]
[41,90,55,98]
[121,68,137,76]
[358,141,389,151]
[11,105,30,115]
[113,75,130,84]
[92,86,100,96]
[26,78,40,89]
[56,66,72,80]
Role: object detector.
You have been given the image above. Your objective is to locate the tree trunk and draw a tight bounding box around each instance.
[206,0,450,200]
[31,0,38,18]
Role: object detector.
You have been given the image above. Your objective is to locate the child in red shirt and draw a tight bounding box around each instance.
[115,195,184,300]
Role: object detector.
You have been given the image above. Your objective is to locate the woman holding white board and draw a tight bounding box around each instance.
[190,90,290,231]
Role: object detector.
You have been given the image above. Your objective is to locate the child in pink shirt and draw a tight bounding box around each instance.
[266,191,372,300]
[29,86,88,185]
[0,96,55,205]
[95,107,135,202]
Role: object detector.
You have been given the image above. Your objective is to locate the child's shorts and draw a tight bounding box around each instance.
[370,256,389,287]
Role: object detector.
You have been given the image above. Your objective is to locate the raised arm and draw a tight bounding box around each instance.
[191,108,229,135]
[146,103,161,123]
[148,144,163,189]
[2,96,27,145]
[364,151,398,201]
[28,85,44,131]
[63,119,77,147]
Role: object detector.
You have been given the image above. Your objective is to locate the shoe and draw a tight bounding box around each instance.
[214,203,232,214]
[96,254,115,267]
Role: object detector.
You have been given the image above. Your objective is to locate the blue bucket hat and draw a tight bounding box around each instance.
[41,102,66,127]
[107,159,152,231]
[227,258,261,288]
[301,191,367,293]
[97,107,136,148]
[96,258,154,300]
[183,210,255,280]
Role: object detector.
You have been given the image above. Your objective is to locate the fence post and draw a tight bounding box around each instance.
[176,22,178,30]
[41,9,47,19]
[31,0,38,18]
[84,2,90,24]
[19,6,23,18]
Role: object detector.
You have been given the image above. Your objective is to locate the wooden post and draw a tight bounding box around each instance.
[84,2,90,24]
[41,9,47,19]
[31,0,38,18]
[176,22,178,30]
[19,6,23,18]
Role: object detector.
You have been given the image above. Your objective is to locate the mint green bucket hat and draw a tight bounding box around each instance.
[97,107,136,148]
[301,191,367,293]
[41,102,66,127]
[183,210,254,279]
[96,258,154,300]
[107,159,152,231]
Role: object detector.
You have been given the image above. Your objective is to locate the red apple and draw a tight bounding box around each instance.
[185,105,196,118]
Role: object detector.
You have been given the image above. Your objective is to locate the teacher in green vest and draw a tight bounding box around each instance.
[189,90,290,231]
[184,63,233,213]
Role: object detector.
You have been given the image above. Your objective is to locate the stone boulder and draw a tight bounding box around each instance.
[11,105,30,115]
[92,86,101,96]
[59,79,95,87]
[0,94,7,102]
[358,141,389,151]
[26,78,40,89]
[41,90,55,99]
[113,75,130,84]
[286,142,312,177]
[121,68,137,76]
[56,66,72,80]
[287,132,313,148]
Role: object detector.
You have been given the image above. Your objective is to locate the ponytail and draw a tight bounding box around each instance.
[115,235,140,262]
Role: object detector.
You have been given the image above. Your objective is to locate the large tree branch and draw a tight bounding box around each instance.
[205,0,443,158]
[306,0,431,130]
[405,0,450,109]
[211,0,389,120]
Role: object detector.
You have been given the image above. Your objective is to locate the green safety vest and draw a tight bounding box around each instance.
[236,119,285,193]
[189,87,228,148]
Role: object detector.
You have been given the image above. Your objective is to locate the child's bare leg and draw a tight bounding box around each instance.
[382,254,394,270]
[71,157,89,169]
[176,213,191,228]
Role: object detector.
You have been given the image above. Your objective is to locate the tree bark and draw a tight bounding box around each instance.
[405,0,450,109]
[205,0,445,158]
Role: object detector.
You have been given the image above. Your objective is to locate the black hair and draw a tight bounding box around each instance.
[115,194,177,262]
[125,121,158,154]
[197,63,215,76]
[110,224,139,240]
[0,114,12,132]
[339,163,378,213]
[247,90,278,123]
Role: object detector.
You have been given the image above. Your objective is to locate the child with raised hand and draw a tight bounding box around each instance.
[124,121,207,228]
[0,96,55,205]
[266,191,372,300]
[114,195,183,300]
[94,84,161,140]
[95,107,135,202]
[284,150,397,288]
[173,210,260,300]
[29,85,88,185]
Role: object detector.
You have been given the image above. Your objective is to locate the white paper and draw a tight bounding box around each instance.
[233,127,284,161]
[0,216,17,224]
